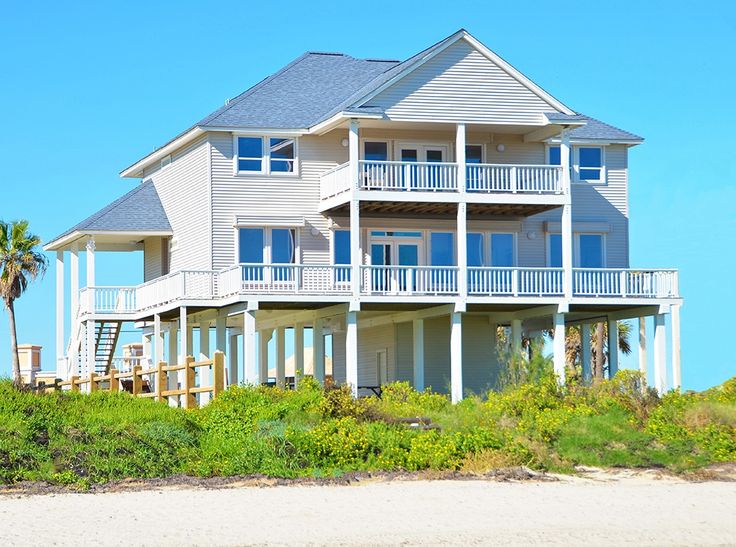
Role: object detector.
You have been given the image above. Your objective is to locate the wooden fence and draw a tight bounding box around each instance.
[59,351,225,408]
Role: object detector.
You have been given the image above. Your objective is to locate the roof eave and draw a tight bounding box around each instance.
[120,127,205,179]
[44,229,174,252]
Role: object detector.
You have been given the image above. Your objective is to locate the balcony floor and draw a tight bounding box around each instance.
[326,200,560,217]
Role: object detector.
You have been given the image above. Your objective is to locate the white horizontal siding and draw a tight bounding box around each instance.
[367,40,559,124]
[143,237,163,282]
[356,324,395,386]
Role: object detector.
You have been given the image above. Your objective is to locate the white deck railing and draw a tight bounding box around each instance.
[359,160,458,192]
[573,268,679,298]
[320,162,352,199]
[361,265,459,295]
[76,266,679,316]
[466,164,563,194]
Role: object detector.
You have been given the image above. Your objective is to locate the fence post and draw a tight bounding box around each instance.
[89,372,98,392]
[109,368,120,392]
[70,376,80,392]
[132,365,142,396]
[184,356,196,409]
[156,362,167,403]
[213,351,225,398]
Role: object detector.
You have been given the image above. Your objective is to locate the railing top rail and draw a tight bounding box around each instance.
[573,267,678,273]
[321,161,350,176]
[361,264,459,270]
[471,163,563,169]
[359,160,457,167]
[467,266,564,271]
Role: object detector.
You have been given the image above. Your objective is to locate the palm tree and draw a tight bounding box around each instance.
[0,220,48,385]
[564,321,632,380]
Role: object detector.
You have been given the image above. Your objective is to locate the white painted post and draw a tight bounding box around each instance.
[412,318,425,391]
[294,322,304,386]
[142,332,152,368]
[70,244,79,324]
[450,312,463,403]
[653,314,667,394]
[553,313,566,383]
[186,323,194,358]
[168,321,179,406]
[276,327,286,386]
[671,305,682,390]
[199,320,211,404]
[511,319,522,355]
[179,307,188,365]
[456,123,468,302]
[638,317,647,380]
[259,330,270,386]
[215,315,227,353]
[85,319,95,385]
[581,323,592,383]
[228,333,239,386]
[560,130,573,300]
[153,314,163,364]
[346,311,358,396]
[86,238,95,313]
[55,251,65,379]
[243,310,257,384]
[607,318,619,378]
[349,119,361,300]
[313,318,325,382]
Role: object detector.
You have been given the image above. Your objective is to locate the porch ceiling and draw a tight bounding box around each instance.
[325,201,559,217]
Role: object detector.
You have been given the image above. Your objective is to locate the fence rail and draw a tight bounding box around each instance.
[573,268,679,298]
[468,267,564,296]
[59,351,225,408]
[360,265,459,295]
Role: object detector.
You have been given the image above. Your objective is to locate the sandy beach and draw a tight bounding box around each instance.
[1,472,735,546]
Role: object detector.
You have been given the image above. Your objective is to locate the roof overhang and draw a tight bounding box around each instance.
[309,110,386,135]
[120,127,205,178]
[44,230,174,252]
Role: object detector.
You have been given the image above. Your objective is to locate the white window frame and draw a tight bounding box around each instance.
[545,232,607,267]
[330,228,351,266]
[465,143,485,164]
[234,226,300,265]
[361,139,391,161]
[233,135,299,177]
[545,144,607,185]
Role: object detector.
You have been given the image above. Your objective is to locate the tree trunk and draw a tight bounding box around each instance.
[594,322,605,382]
[7,299,21,386]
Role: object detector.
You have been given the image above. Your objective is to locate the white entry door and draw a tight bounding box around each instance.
[398,144,450,190]
[369,232,424,294]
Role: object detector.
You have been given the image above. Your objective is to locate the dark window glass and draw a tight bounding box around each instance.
[467,233,484,266]
[401,149,418,162]
[549,234,562,267]
[549,146,561,165]
[270,138,295,173]
[364,142,388,161]
[491,234,514,266]
[426,149,443,163]
[579,234,604,268]
[578,147,602,180]
[238,137,263,172]
[239,228,264,263]
[466,145,483,164]
[431,232,454,266]
[334,230,350,265]
[271,229,295,264]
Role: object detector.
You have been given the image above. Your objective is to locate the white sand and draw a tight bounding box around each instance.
[1,475,735,546]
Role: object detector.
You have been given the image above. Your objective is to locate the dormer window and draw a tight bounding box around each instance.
[235,136,297,175]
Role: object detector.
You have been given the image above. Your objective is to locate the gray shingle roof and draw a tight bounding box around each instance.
[570,115,643,142]
[47,180,171,246]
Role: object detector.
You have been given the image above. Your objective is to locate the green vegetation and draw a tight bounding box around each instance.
[1,368,734,488]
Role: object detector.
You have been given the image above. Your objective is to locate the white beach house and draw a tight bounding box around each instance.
[44,29,682,401]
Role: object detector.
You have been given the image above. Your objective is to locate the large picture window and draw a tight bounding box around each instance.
[237,227,296,264]
[546,233,606,267]
[236,136,297,175]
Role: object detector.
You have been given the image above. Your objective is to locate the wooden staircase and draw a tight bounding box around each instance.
[94,321,122,374]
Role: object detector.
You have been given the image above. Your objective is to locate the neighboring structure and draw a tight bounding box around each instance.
[18,345,56,387]
[45,30,682,400]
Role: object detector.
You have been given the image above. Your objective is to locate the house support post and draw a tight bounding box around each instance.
[168,321,178,406]
[511,319,522,356]
[450,312,463,403]
[69,244,79,373]
[653,313,667,394]
[153,314,163,364]
[179,307,189,393]
[345,311,358,396]
[560,130,573,300]
[581,323,592,383]
[85,319,95,388]
[243,310,257,384]
[456,123,468,301]
[84,238,96,387]
[607,318,619,378]
[671,305,682,390]
[313,317,325,382]
[275,327,286,387]
[349,119,361,300]
[412,319,424,391]
[55,251,65,379]
[199,320,211,404]
[258,329,271,386]
[228,333,238,386]
[294,322,304,387]
[638,317,647,383]
[553,312,566,383]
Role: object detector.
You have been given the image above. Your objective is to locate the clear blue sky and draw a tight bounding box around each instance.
[0,1,734,390]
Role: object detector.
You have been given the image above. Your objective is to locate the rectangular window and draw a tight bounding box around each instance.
[269,138,295,173]
[466,145,483,164]
[364,142,388,161]
[238,228,264,263]
[467,233,484,267]
[271,229,296,264]
[548,233,562,267]
[430,232,455,266]
[490,233,514,267]
[237,137,263,172]
[333,230,350,265]
[578,234,604,268]
[578,147,602,181]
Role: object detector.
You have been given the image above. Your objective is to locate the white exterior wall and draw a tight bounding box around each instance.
[367,40,561,124]
[143,237,163,282]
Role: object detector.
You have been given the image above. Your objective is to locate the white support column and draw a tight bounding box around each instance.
[179,307,188,364]
[313,318,325,382]
[85,319,95,383]
[199,320,211,404]
[153,314,163,364]
[412,318,424,391]
[553,312,566,383]
[653,314,667,394]
[228,333,239,386]
[258,330,271,386]
[70,244,79,325]
[607,318,619,379]
[581,323,592,383]
[275,327,286,386]
[456,122,468,302]
[215,315,227,353]
[55,251,65,378]
[186,323,194,358]
[671,305,682,390]
[243,310,257,384]
[85,238,96,319]
[349,119,361,300]
[294,322,305,386]
[638,317,647,380]
[511,319,522,355]
[168,321,179,406]
[560,130,573,300]
[142,332,152,368]
[345,312,358,396]
[450,312,463,403]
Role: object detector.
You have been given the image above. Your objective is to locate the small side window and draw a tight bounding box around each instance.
[578,147,603,181]
[237,137,263,172]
